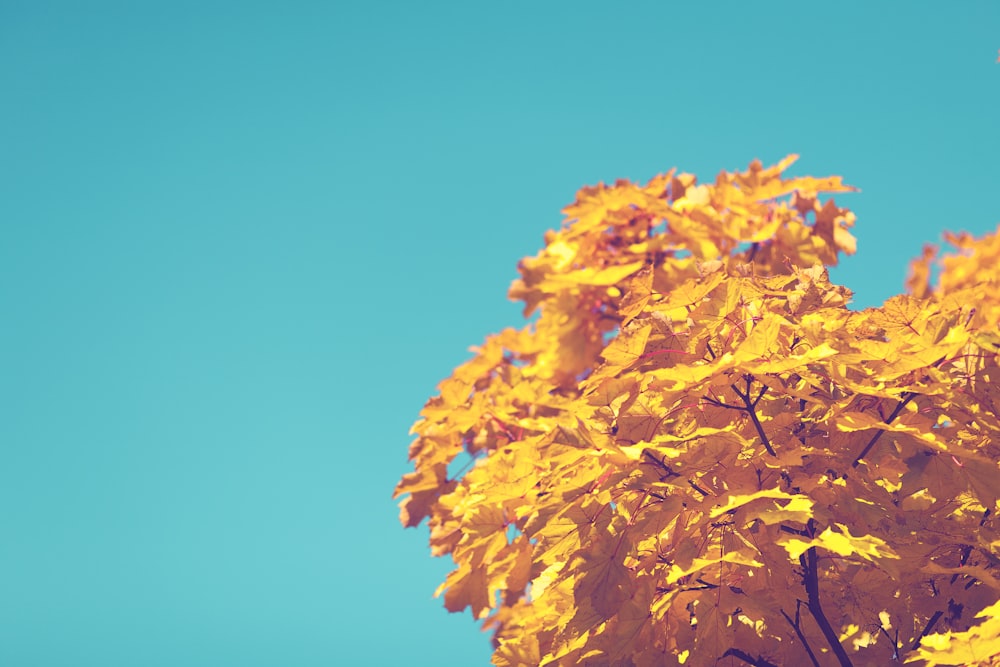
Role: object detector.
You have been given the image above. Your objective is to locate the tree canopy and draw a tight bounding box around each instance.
[395,156,1000,667]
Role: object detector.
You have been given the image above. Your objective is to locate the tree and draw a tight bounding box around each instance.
[394,156,1000,667]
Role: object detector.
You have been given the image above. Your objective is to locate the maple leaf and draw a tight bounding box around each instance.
[778,523,900,564]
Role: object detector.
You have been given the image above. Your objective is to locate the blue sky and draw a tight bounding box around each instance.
[1,2,998,666]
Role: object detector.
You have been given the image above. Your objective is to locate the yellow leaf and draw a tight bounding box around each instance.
[599,322,651,369]
[666,551,763,585]
[748,341,838,374]
[778,524,899,562]
[709,488,812,522]
[551,260,646,287]
[907,600,1000,665]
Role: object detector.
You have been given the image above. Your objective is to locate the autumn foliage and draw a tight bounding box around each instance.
[395,156,1000,667]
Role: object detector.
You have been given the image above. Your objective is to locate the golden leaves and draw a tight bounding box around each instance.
[553,260,646,288]
[907,600,1000,666]
[778,523,900,563]
[709,488,814,525]
[396,157,1000,667]
[664,551,764,585]
[568,541,634,619]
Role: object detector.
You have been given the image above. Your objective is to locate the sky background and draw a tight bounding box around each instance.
[2,2,998,666]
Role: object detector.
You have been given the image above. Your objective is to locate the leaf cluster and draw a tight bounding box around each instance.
[395,156,1000,666]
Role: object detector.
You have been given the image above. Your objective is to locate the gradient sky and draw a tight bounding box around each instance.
[2,2,998,666]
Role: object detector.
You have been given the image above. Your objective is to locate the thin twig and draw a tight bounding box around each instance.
[779,601,821,667]
[641,450,679,479]
[721,648,780,667]
[733,381,777,457]
[877,625,899,661]
[910,611,943,651]
[951,546,973,585]
[753,383,768,408]
[703,395,746,411]
[688,479,710,496]
[851,392,917,467]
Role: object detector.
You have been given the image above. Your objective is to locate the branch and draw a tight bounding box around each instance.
[780,601,821,667]
[702,395,745,411]
[721,648,780,667]
[681,577,719,591]
[802,547,854,667]
[851,392,917,467]
[950,545,973,585]
[752,383,768,408]
[910,610,943,651]
[733,380,777,457]
[688,479,710,496]
[877,625,900,661]
[641,449,680,479]
[705,376,776,456]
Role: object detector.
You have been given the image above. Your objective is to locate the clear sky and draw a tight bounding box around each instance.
[1,2,998,666]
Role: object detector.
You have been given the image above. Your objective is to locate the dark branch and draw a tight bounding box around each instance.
[702,395,746,411]
[851,392,917,467]
[732,380,777,457]
[641,450,680,479]
[682,578,719,591]
[721,648,780,667]
[802,546,854,667]
[752,383,768,408]
[780,602,821,667]
[746,396,776,456]
[951,545,973,585]
[877,625,899,661]
[910,611,943,651]
[688,479,710,496]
